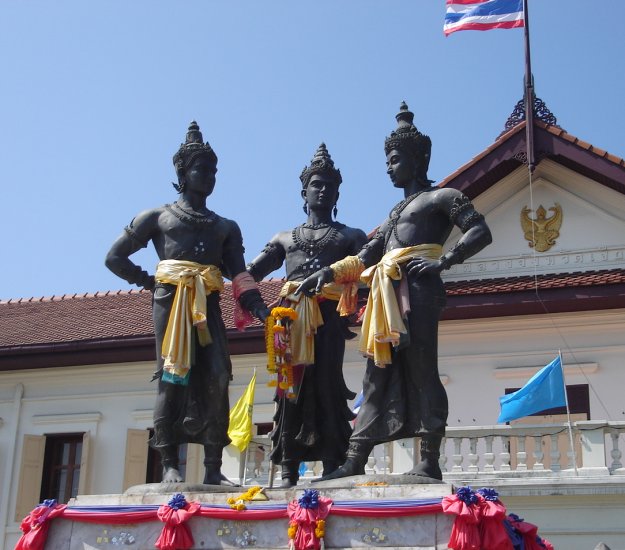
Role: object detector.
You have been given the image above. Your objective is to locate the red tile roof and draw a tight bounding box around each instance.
[0,280,285,349]
[2,271,624,352]
[445,269,625,295]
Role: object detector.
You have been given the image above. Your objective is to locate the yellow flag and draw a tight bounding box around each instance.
[228,370,256,452]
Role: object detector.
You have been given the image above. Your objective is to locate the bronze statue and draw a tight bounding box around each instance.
[105,121,268,485]
[247,144,367,487]
[297,103,492,480]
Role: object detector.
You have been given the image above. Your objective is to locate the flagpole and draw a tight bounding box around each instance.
[560,350,579,476]
[523,0,536,174]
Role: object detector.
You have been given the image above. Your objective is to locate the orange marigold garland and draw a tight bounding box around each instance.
[265,307,298,398]
[226,486,262,511]
[314,519,325,539]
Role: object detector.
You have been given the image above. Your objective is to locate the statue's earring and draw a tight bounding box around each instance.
[172,178,185,193]
[333,205,338,219]
[303,202,309,215]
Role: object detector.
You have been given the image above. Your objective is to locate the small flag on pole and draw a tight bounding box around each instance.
[498,356,566,423]
[228,370,256,452]
[444,0,524,36]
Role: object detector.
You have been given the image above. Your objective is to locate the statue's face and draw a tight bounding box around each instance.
[386,148,416,188]
[302,174,339,212]
[185,156,217,196]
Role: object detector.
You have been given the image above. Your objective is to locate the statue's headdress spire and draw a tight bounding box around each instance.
[384,102,432,176]
[299,143,342,188]
[172,121,217,178]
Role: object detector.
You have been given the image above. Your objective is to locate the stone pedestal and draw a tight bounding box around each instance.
[44,476,453,549]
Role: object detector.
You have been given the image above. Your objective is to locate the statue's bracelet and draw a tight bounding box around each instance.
[438,255,453,271]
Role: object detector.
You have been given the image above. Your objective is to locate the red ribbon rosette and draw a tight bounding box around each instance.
[476,489,513,550]
[506,514,553,550]
[155,494,201,550]
[441,487,483,550]
[287,490,332,550]
[15,500,67,550]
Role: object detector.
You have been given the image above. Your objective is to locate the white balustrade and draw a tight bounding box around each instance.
[241,421,625,486]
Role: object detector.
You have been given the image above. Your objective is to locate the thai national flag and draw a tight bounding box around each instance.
[444,0,524,36]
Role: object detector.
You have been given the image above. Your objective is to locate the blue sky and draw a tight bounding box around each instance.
[1,1,623,299]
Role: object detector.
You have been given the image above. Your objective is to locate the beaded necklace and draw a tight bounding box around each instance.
[165,202,216,226]
[291,223,339,257]
[386,189,430,248]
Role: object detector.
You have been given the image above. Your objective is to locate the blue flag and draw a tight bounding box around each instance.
[498,356,566,423]
[352,390,364,414]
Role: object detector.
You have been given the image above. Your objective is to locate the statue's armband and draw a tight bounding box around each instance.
[247,241,285,280]
[124,225,149,249]
[450,195,484,233]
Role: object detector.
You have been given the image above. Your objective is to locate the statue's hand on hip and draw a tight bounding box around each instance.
[406,258,443,278]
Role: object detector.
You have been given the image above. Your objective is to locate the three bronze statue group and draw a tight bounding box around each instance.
[105,103,492,487]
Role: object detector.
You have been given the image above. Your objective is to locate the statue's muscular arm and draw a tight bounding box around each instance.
[105,208,162,290]
[219,219,248,280]
[221,219,270,321]
[407,188,492,277]
[246,233,288,283]
[357,221,389,267]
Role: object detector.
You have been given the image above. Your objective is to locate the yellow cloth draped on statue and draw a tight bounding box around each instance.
[359,244,443,367]
[280,279,359,366]
[155,260,224,378]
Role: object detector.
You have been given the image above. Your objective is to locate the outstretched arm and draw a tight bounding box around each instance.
[246,235,287,282]
[105,211,158,290]
[408,191,492,277]
[222,220,270,322]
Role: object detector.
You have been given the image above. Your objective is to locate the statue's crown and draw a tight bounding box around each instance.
[299,143,342,188]
[172,121,217,175]
[384,102,431,172]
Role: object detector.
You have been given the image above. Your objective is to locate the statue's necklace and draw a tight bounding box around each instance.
[388,189,429,248]
[292,223,338,257]
[166,202,215,226]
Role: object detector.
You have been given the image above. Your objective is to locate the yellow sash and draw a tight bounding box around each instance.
[155,260,224,377]
[280,279,357,366]
[358,244,442,367]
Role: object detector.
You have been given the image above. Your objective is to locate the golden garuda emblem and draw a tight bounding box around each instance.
[520,203,563,252]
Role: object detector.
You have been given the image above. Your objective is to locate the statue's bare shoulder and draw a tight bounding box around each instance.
[123,205,168,246]
[339,224,368,253]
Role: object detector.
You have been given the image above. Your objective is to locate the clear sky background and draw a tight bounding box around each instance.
[1,1,623,300]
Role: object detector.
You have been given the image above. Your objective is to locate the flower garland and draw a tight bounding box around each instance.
[265,306,298,398]
[226,486,263,511]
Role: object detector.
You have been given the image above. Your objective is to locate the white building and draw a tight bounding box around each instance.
[1,107,624,549]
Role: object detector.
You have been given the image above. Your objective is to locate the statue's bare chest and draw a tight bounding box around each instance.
[157,207,228,262]
[386,192,449,250]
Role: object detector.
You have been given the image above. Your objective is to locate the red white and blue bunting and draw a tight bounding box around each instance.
[15,487,553,550]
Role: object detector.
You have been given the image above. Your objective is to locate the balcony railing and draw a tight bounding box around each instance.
[238,421,625,486]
